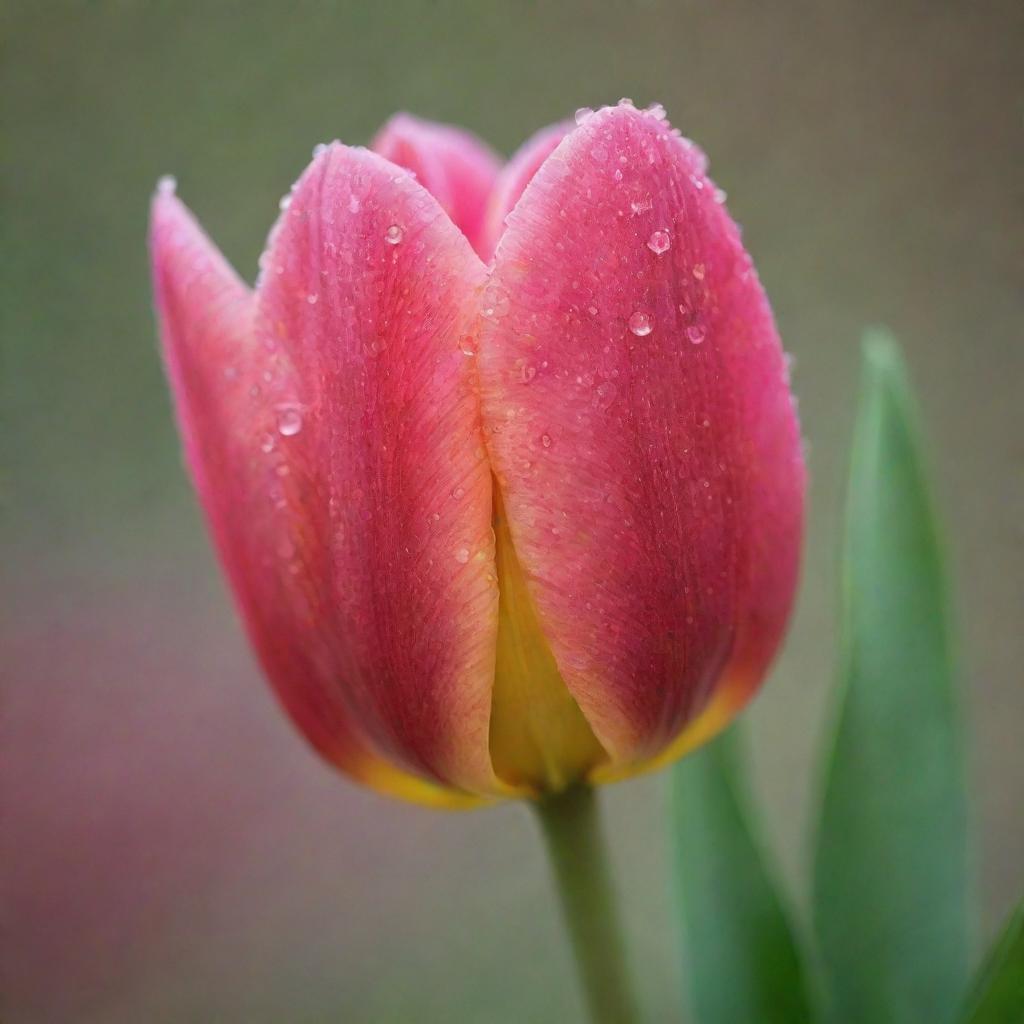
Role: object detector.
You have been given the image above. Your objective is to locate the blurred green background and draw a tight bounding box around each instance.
[3,2,1021,1021]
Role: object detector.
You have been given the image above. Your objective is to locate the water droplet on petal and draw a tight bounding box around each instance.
[575,107,595,125]
[277,407,303,437]
[312,142,328,158]
[692,262,706,280]
[451,486,465,500]
[594,381,618,410]
[384,224,403,245]
[455,547,470,564]
[481,284,510,319]
[647,229,671,255]
[628,311,653,336]
[645,102,667,120]
[459,335,478,356]
[157,175,177,196]
[541,433,553,448]
[613,168,623,182]
[687,324,706,345]
[259,433,276,453]
[714,187,728,204]
[279,194,292,212]
[306,292,319,304]
[348,194,360,214]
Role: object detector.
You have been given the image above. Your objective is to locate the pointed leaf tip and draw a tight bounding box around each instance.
[861,325,916,403]
[813,329,968,1023]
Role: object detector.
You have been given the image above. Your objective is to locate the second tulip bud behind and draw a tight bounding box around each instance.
[150,101,805,807]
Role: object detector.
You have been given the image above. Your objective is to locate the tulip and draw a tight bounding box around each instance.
[150,101,804,812]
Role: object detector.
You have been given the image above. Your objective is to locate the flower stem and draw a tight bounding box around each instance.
[531,785,641,1024]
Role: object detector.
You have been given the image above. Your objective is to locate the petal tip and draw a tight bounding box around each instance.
[155,173,178,198]
[370,113,500,255]
[574,100,709,171]
[149,176,185,231]
[372,110,421,140]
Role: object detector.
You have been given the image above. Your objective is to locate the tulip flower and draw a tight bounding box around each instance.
[150,101,804,812]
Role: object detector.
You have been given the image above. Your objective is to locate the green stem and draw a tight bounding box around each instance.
[532,785,641,1024]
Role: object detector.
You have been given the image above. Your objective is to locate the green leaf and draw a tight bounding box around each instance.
[812,330,969,1023]
[670,727,817,1024]
[960,898,1024,1024]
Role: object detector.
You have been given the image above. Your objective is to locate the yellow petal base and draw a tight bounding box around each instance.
[488,484,608,793]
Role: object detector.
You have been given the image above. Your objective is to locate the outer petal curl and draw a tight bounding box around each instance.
[477,105,805,772]
[151,149,503,803]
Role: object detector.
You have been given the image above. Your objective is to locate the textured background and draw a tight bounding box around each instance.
[3,2,1021,1021]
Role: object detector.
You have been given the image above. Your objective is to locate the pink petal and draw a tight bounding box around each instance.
[150,182,487,807]
[256,145,505,796]
[477,104,805,766]
[372,113,500,258]
[479,120,573,261]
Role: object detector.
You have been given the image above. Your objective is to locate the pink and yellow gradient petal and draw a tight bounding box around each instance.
[150,151,505,805]
[254,143,513,797]
[477,104,804,775]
